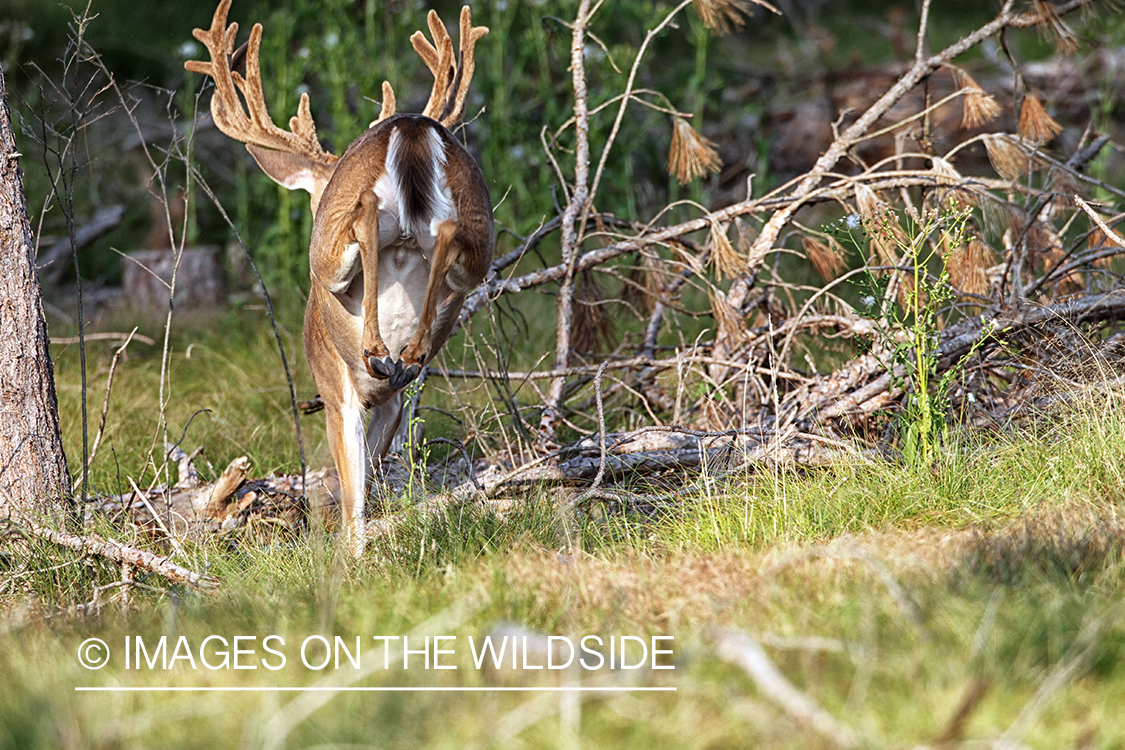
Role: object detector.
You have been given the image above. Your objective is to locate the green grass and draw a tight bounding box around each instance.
[51,305,319,495]
[2,507,1123,748]
[8,1,1125,743]
[5,326,1125,747]
[636,385,1125,555]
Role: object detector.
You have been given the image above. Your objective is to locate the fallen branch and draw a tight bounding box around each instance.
[24,519,219,589]
[734,0,1094,293]
[36,204,125,288]
[792,290,1125,425]
[51,331,156,346]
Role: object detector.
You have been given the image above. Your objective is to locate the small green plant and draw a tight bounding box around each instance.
[400,377,430,505]
[835,201,981,466]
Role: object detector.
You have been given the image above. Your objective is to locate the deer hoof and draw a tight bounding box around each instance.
[366,354,396,380]
[389,362,422,391]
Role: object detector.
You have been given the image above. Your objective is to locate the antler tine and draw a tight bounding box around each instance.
[409,7,489,129]
[441,6,489,128]
[370,81,398,128]
[412,10,456,121]
[185,0,335,163]
[224,20,239,60]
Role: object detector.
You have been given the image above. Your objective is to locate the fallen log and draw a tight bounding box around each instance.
[36,205,125,288]
[791,290,1125,426]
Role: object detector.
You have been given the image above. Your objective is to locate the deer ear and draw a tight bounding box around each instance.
[246,144,336,210]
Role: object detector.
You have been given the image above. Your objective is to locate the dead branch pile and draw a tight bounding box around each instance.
[431,0,1125,462]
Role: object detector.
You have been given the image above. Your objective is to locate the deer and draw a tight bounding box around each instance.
[186,1,494,554]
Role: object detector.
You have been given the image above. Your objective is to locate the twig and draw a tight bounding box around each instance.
[713,629,862,748]
[1075,195,1125,248]
[574,361,610,502]
[914,0,934,63]
[585,0,693,215]
[540,0,595,443]
[934,677,991,744]
[128,476,188,559]
[75,328,140,490]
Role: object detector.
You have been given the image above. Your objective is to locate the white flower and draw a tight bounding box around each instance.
[845,214,861,229]
[324,32,339,48]
[179,41,200,59]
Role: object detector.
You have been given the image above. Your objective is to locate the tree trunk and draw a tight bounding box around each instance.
[0,66,72,522]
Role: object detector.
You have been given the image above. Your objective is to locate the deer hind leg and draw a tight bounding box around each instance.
[391,219,460,390]
[362,391,404,507]
[356,190,398,380]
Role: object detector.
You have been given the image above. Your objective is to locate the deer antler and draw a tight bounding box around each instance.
[410,7,489,129]
[185,0,336,163]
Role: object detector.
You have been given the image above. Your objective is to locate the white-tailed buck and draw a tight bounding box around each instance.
[186,1,493,553]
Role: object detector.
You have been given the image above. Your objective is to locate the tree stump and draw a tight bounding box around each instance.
[123,247,226,318]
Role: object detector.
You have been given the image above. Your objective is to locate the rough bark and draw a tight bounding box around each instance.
[0,66,71,520]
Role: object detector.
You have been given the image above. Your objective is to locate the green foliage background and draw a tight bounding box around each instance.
[1,0,1006,296]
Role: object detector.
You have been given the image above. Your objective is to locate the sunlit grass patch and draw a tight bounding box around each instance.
[51,306,317,495]
[3,518,1123,749]
[649,388,1125,554]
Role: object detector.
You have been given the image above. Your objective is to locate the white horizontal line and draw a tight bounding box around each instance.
[75,686,677,692]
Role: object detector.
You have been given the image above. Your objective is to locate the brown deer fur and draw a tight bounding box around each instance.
[187,2,493,553]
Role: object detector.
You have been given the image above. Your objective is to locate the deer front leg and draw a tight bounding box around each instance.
[392,219,460,390]
[355,191,398,381]
[325,392,368,556]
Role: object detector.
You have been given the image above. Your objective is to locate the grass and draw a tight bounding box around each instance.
[2,511,1123,748]
[3,312,1125,748]
[50,304,319,494]
[8,1,1125,743]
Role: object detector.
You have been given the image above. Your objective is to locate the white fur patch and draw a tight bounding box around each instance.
[376,242,426,356]
[372,124,458,253]
[281,167,318,193]
[338,378,368,548]
[425,128,457,242]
